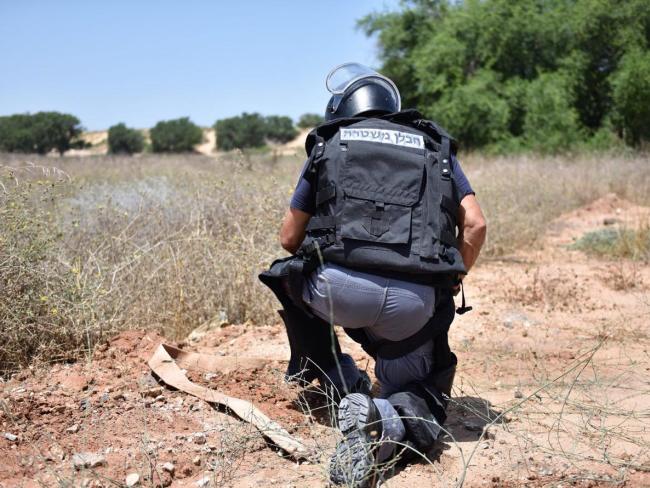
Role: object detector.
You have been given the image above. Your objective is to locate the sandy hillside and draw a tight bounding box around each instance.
[1,194,649,487]
[67,128,308,157]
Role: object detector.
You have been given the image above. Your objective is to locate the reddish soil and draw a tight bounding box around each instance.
[1,194,649,487]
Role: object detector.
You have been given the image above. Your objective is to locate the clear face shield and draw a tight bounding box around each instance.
[325,62,401,113]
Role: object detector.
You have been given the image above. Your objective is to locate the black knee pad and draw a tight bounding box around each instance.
[387,391,442,452]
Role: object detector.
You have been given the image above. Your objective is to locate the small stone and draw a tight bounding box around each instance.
[193,433,206,445]
[192,456,201,466]
[514,389,523,399]
[66,424,80,433]
[481,442,490,449]
[143,386,163,398]
[138,373,159,388]
[539,467,554,476]
[196,476,210,487]
[4,432,18,442]
[79,398,91,410]
[48,444,65,461]
[162,462,175,474]
[72,452,107,470]
[125,473,140,487]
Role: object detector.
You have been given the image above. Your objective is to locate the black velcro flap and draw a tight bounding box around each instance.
[307,215,337,231]
[441,194,458,215]
[316,184,336,206]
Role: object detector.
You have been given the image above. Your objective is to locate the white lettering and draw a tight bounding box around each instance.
[340,128,424,150]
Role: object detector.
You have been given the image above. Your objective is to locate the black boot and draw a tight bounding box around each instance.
[329,393,383,487]
[387,391,443,453]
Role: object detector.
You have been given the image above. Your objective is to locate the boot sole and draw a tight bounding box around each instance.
[337,393,380,437]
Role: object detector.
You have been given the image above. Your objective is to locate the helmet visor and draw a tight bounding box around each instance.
[326,62,401,111]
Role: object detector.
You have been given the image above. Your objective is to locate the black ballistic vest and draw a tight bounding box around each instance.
[300,110,467,288]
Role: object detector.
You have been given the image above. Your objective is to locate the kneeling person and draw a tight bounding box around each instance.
[275,63,487,486]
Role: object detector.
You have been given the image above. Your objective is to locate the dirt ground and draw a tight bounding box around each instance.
[1,194,649,487]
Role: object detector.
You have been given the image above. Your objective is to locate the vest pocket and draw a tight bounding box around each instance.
[341,198,411,244]
[338,140,425,245]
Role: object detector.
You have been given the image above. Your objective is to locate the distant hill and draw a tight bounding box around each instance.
[68,127,310,157]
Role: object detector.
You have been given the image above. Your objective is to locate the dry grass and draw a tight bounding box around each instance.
[1,151,650,375]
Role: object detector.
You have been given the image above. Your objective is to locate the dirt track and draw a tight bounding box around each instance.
[1,194,649,487]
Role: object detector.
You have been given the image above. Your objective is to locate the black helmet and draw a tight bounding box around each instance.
[324,63,401,121]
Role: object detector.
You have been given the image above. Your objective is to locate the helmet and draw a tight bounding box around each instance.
[324,62,401,121]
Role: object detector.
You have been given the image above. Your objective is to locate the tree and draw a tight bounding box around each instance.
[297,113,324,128]
[107,123,145,154]
[611,49,650,146]
[0,112,84,155]
[214,113,266,151]
[522,73,583,153]
[264,116,298,144]
[359,0,650,151]
[150,117,202,153]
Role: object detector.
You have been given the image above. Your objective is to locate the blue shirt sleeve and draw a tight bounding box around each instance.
[290,160,316,214]
[451,155,474,201]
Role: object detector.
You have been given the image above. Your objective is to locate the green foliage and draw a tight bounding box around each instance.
[297,113,324,128]
[107,123,145,155]
[215,113,267,151]
[611,49,650,146]
[360,0,650,151]
[433,70,510,149]
[522,72,582,153]
[264,115,298,144]
[150,117,202,153]
[215,113,299,150]
[0,112,84,155]
[571,226,650,261]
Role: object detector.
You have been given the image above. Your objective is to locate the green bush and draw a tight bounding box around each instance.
[433,70,510,149]
[522,73,582,153]
[297,113,324,128]
[264,115,298,144]
[611,49,650,146]
[0,112,84,155]
[107,123,145,154]
[215,113,267,151]
[150,117,202,153]
[360,0,650,151]
[570,226,650,261]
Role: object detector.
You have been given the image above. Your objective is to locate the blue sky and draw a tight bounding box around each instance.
[0,1,400,130]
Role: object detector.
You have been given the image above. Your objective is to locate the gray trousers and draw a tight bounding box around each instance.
[302,263,436,397]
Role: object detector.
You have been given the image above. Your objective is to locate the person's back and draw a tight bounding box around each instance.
[274,62,487,486]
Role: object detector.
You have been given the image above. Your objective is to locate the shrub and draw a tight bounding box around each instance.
[264,115,298,144]
[150,117,202,153]
[215,113,267,151]
[522,73,583,153]
[611,49,650,146]
[107,123,145,154]
[433,70,510,149]
[0,112,84,155]
[570,226,650,261]
[297,113,324,128]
